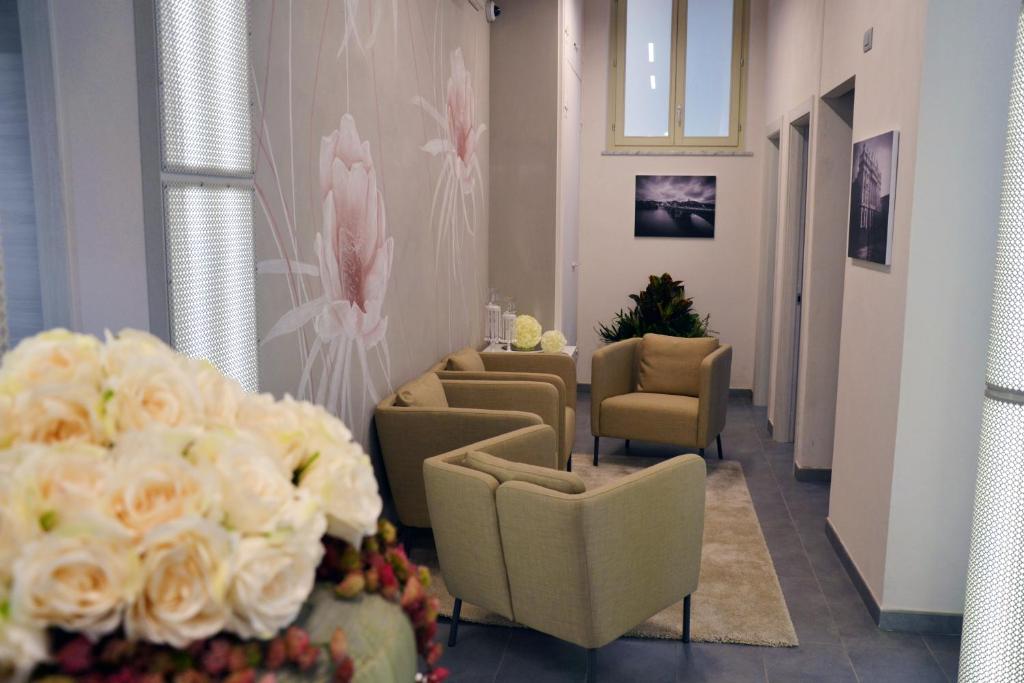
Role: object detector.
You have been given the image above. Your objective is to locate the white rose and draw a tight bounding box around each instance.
[236,394,311,473]
[8,443,112,533]
[101,329,182,377]
[299,447,382,547]
[106,439,219,537]
[191,359,244,428]
[103,356,203,434]
[126,517,236,648]
[0,393,14,449]
[0,484,35,586]
[0,607,48,683]
[11,534,139,638]
[190,431,297,534]
[226,522,325,640]
[8,385,105,446]
[0,329,103,395]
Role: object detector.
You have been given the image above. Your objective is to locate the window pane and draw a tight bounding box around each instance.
[683,0,734,137]
[623,0,673,138]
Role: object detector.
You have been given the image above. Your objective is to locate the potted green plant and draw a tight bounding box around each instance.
[597,273,711,343]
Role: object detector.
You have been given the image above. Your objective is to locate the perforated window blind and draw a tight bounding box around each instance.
[155,0,257,391]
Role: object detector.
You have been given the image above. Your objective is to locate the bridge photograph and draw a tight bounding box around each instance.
[634,174,717,238]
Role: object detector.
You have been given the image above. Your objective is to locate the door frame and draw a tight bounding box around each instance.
[767,99,813,442]
[753,119,782,407]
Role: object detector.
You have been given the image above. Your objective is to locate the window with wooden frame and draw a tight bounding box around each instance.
[608,0,747,151]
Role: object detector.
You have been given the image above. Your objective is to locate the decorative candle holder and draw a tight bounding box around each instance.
[499,300,516,351]
[485,302,501,344]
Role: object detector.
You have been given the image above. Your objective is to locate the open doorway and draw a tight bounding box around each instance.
[768,111,811,443]
[792,82,854,480]
[753,128,782,407]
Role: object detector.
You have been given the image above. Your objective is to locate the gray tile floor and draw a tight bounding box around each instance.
[432,393,961,682]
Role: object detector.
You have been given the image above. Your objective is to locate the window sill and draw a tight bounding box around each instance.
[601,149,754,157]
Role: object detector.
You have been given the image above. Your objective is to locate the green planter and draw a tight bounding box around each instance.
[279,586,418,683]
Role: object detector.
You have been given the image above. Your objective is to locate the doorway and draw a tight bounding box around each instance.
[792,83,854,478]
[753,129,781,407]
[768,111,811,443]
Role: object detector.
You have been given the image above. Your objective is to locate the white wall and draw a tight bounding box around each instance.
[824,0,928,604]
[763,0,1016,617]
[883,0,1017,615]
[42,0,150,336]
[576,0,767,386]
[762,0,928,597]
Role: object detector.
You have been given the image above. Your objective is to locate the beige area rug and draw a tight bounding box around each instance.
[422,456,799,647]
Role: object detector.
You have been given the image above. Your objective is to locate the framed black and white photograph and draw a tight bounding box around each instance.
[847,131,899,265]
[634,175,716,238]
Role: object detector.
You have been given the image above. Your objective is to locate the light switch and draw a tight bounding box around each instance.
[863,27,873,53]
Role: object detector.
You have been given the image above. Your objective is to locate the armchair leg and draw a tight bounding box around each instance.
[717,434,724,460]
[587,648,597,683]
[683,595,692,643]
[625,439,630,453]
[567,454,572,472]
[699,448,705,458]
[593,436,600,467]
[448,598,462,647]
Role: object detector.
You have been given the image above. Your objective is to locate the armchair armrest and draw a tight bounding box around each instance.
[442,379,561,438]
[480,353,578,409]
[697,344,732,446]
[374,405,542,527]
[495,454,706,649]
[590,338,641,436]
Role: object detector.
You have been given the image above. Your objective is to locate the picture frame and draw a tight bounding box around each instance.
[847,130,899,265]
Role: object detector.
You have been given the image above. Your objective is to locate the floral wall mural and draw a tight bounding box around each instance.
[252,0,489,445]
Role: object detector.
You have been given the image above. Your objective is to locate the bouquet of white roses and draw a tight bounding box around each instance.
[0,329,383,680]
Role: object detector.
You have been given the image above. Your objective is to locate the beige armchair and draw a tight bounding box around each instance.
[436,347,577,470]
[591,334,732,466]
[375,371,562,528]
[424,426,706,680]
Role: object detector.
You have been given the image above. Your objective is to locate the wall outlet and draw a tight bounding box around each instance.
[863,27,873,53]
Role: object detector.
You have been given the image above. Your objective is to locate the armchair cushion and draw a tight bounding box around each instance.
[465,451,585,494]
[637,334,719,397]
[395,372,449,407]
[447,347,486,372]
[601,392,699,445]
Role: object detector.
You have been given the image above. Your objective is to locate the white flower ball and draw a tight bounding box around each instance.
[513,315,543,350]
[540,330,567,353]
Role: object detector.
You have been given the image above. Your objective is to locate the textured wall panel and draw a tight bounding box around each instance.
[157,0,251,176]
[164,183,257,391]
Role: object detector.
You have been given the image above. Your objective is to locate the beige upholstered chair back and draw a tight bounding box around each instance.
[423,426,558,620]
[496,455,705,649]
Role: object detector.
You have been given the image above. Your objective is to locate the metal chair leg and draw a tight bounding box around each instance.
[683,595,692,643]
[717,433,724,460]
[593,436,600,466]
[448,598,462,647]
[587,648,597,683]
